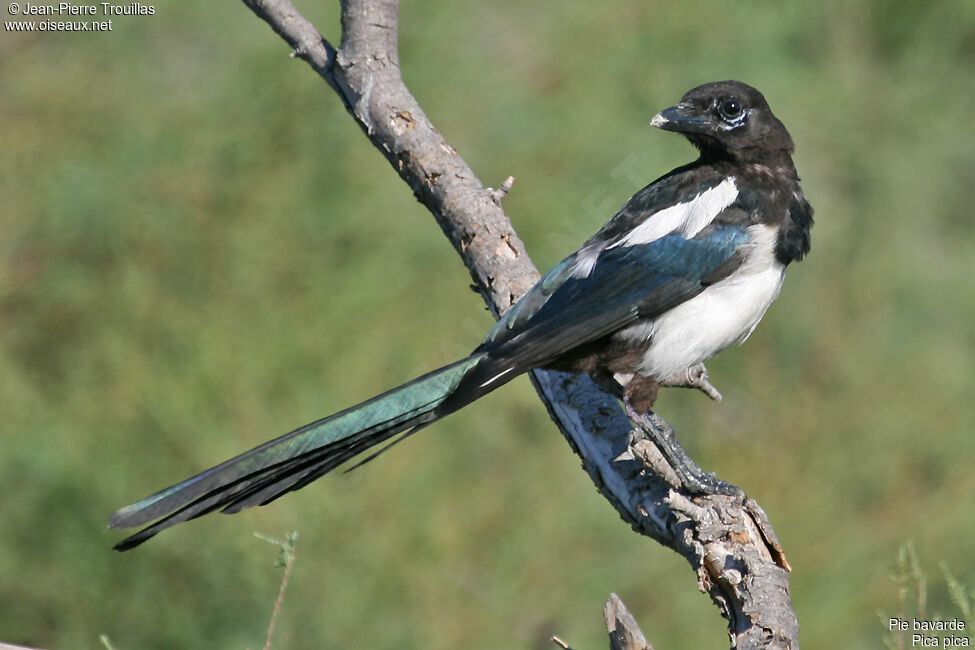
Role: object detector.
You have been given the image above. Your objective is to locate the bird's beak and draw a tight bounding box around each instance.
[650,103,711,134]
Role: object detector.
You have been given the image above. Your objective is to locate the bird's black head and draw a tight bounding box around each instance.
[651,81,794,163]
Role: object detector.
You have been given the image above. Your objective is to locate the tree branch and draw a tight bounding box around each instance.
[605,593,655,650]
[240,0,799,647]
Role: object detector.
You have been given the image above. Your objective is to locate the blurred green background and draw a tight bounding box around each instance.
[2,1,974,648]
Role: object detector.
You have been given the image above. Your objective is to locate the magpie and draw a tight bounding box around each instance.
[109,80,812,550]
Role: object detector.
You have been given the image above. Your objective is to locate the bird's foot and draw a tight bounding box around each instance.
[660,363,722,402]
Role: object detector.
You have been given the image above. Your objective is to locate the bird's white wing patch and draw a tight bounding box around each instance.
[568,244,605,278]
[609,177,738,249]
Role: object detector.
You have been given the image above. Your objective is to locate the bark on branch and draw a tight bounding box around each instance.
[240,0,799,647]
[605,592,655,650]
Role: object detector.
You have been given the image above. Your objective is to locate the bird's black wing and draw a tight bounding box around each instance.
[469,220,752,385]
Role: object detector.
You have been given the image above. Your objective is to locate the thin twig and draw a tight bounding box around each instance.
[256,532,299,650]
[490,175,516,204]
[551,634,573,649]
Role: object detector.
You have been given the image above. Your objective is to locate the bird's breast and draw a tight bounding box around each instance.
[636,223,785,379]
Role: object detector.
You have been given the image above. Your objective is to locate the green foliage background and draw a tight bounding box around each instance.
[2,1,974,648]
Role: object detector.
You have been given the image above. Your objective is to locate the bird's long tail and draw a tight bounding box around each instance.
[109,354,490,550]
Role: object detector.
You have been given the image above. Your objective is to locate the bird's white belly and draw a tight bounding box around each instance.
[638,225,786,379]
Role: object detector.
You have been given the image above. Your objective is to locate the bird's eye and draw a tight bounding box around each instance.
[718,98,744,122]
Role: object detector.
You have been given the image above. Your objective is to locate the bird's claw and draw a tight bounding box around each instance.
[660,363,722,402]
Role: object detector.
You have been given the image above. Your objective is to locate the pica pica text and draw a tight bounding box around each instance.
[109,80,813,550]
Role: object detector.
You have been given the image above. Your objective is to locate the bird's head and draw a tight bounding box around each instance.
[651,81,794,163]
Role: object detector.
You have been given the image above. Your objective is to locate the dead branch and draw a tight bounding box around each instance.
[239,0,799,646]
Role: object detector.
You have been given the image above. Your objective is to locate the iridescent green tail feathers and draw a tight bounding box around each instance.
[108,355,487,551]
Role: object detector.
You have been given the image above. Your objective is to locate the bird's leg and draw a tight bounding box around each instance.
[659,363,722,402]
[621,373,741,497]
[622,374,659,416]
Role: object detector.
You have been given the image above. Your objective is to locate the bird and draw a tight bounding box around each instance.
[109,80,812,550]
